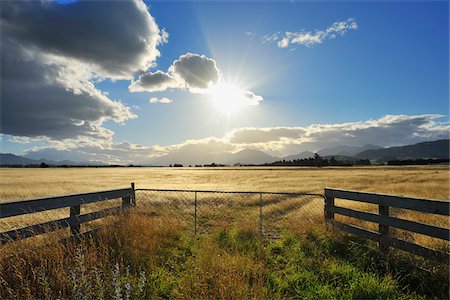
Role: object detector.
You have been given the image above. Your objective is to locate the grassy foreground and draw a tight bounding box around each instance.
[1,210,448,299]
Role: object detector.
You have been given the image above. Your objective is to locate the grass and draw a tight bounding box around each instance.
[0,166,448,200]
[0,166,449,298]
[1,211,447,299]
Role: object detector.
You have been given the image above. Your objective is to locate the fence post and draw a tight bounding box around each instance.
[324,189,335,227]
[379,204,390,253]
[259,193,263,238]
[131,182,136,206]
[194,191,197,235]
[70,205,81,237]
[122,194,131,208]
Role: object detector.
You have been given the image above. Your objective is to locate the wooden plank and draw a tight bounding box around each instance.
[333,221,381,242]
[77,206,124,224]
[325,188,449,215]
[0,206,126,243]
[333,221,449,262]
[0,188,132,218]
[0,217,72,243]
[330,206,450,241]
[389,236,450,263]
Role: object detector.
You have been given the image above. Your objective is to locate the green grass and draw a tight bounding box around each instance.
[2,210,447,299]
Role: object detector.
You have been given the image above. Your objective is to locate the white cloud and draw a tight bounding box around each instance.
[242,91,264,105]
[129,52,262,107]
[149,97,174,104]
[22,114,450,165]
[130,53,221,93]
[227,127,306,144]
[265,18,358,49]
[262,32,281,43]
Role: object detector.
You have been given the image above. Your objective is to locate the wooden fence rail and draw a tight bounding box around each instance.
[0,183,135,243]
[324,188,450,263]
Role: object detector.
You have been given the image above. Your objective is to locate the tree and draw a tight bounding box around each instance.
[329,156,339,166]
[314,153,327,167]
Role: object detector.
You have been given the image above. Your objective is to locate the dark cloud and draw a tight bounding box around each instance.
[1,0,164,79]
[1,39,134,139]
[129,71,179,92]
[303,114,450,149]
[0,0,166,139]
[170,53,220,89]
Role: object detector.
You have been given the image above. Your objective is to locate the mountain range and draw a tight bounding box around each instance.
[317,144,381,157]
[1,139,448,166]
[355,139,449,162]
[0,153,103,166]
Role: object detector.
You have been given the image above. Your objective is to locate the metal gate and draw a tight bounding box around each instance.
[136,189,324,239]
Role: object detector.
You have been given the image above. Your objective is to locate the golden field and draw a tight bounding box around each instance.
[1,165,449,201]
[1,166,448,249]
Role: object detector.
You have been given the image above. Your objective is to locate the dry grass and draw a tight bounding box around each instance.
[2,166,447,245]
[1,165,448,201]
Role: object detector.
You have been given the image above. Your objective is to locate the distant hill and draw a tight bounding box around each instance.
[0,153,40,165]
[149,148,278,166]
[0,153,102,166]
[227,149,278,165]
[318,144,382,157]
[3,139,448,167]
[356,139,449,162]
[282,151,315,161]
[322,155,362,162]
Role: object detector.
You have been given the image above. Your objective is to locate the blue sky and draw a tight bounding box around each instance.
[108,0,449,146]
[0,0,449,163]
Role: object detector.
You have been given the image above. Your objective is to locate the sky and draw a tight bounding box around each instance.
[0,0,449,164]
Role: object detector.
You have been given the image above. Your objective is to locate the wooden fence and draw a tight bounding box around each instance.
[2,184,449,264]
[0,183,135,243]
[325,188,450,262]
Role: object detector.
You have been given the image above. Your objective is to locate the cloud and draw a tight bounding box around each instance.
[129,71,179,92]
[264,18,358,49]
[262,32,281,43]
[23,114,450,164]
[130,53,221,93]
[228,127,306,144]
[149,97,174,104]
[1,0,166,140]
[242,91,264,105]
[24,137,161,165]
[170,53,220,89]
[1,0,166,79]
[128,52,261,107]
[1,39,135,140]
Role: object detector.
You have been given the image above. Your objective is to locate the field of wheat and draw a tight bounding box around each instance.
[1,165,448,201]
[0,166,449,299]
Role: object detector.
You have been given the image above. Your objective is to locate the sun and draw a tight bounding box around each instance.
[207,83,250,114]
